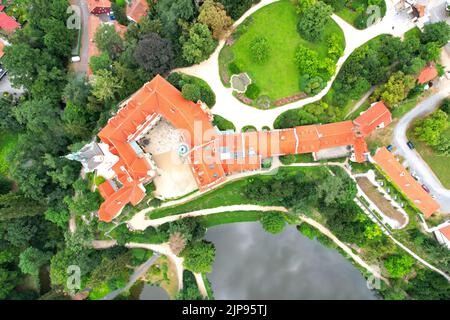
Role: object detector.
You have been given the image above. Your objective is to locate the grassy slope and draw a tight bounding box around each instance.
[408,126,450,189]
[149,166,326,219]
[0,131,18,177]
[230,0,344,101]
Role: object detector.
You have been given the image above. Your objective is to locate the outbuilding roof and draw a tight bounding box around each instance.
[372,147,440,218]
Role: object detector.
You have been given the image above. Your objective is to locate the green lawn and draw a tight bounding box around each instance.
[0,131,18,177]
[197,210,265,228]
[224,0,344,102]
[408,127,450,189]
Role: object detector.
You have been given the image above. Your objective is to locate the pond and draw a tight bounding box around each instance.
[139,284,170,300]
[205,222,378,300]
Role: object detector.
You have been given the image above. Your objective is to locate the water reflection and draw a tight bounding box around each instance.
[205,222,377,300]
[139,284,170,300]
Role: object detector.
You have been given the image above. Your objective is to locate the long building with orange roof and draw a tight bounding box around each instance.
[82,75,392,222]
[372,147,440,218]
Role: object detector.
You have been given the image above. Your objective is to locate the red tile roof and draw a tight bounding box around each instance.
[126,0,150,22]
[0,12,19,33]
[354,101,392,137]
[95,77,393,222]
[373,147,440,218]
[354,137,369,163]
[0,41,4,58]
[88,0,111,14]
[439,225,450,242]
[417,64,438,84]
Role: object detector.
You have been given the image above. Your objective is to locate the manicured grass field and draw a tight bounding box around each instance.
[197,210,265,228]
[408,127,450,189]
[226,0,344,102]
[0,131,18,177]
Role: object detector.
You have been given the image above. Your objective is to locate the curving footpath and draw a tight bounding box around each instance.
[174,0,414,130]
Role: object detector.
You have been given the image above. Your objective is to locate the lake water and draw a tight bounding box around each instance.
[205,222,378,300]
[139,284,170,300]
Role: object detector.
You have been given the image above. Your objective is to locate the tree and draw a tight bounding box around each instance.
[414,110,449,146]
[296,0,316,14]
[0,268,18,299]
[327,33,344,59]
[316,170,357,207]
[295,46,321,76]
[198,0,233,39]
[0,192,46,221]
[218,0,256,20]
[111,2,128,26]
[91,69,122,102]
[94,24,124,59]
[40,17,76,59]
[372,72,416,107]
[297,1,332,42]
[44,207,70,229]
[421,21,450,47]
[384,254,414,278]
[156,0,195,36]
[260,212,286,234]
[63,74,91,106]
[134,32,174,74]
[182,23,217,65]
[249,36,270,64]
[406,269,450,300]
[181,241,216,273]
[4,218,38,247]
[420,42,441,62]
[435,136,450,156]
[89,52,112,73]
[19,247,52,278]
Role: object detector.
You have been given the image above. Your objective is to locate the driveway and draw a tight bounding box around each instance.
[393,78,450,213]
[71,0,89,74]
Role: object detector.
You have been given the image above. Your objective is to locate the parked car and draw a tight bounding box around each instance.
[0,66,6,81]
[421,184,430,193]
[387,144,393,151]
[407,141,415,150]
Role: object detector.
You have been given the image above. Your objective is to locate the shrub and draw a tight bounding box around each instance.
[384,254,415,278]
[241,125,257,132]
[354,14,367,30]
[249,36,270,64]
[212,115,236,131]
[279,154,296,165]
[260,212,286,234]
[245,83,260,99]
[228,61,241,75]
[182,84,202,102]
[262,157,272,169]
[299,74,326,96]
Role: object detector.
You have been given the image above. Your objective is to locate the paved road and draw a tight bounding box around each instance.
[101,253,160,300]
[393,80,450,213]
[72,0,89,74]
